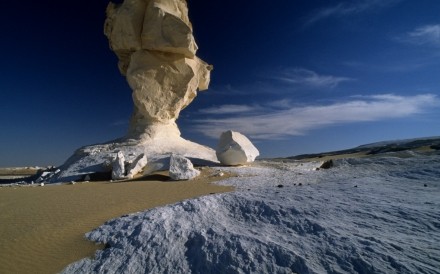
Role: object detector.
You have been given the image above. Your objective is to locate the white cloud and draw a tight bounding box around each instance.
[406,24,440,47]
[199,104,261,115]
[305,0,402,26]
[275,68,353,89]
[193,94,439,140]
[264,99,292,109]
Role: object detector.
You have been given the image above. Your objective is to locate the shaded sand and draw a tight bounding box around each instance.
[0,170,234,274]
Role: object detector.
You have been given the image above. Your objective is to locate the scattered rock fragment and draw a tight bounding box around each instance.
[112,151,126,180]
[319,160,334,169]
[127,153,148,179]
[213,172,224,177]
[169,155,200,181]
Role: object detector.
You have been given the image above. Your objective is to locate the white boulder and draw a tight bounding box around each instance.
[127,153,148,179]
[169,155,200,181]
[216,131,259,166]
[111,151,126,180]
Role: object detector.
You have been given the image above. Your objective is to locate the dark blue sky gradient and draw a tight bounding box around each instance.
[1,0,439,166]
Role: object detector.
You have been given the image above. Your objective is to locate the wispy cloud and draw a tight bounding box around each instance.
[305,0,402,26]
[275,68,353,89]
[404,24,440,47]
[193,94,438,140]
[199,104,262,115]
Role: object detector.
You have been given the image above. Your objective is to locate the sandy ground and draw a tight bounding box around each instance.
[0,169,234,274]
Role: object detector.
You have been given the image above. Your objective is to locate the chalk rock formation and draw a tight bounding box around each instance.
[216,131,260,166]
[104,0,212,139]
[127,153,148,179]
[48,0,217,183]
[112,151,126,180]
[169,155,200,180]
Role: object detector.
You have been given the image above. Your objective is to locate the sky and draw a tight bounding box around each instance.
[1,0,439,167]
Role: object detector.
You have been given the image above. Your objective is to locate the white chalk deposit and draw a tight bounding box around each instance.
[62,151,440,273]
[50,137,217,183]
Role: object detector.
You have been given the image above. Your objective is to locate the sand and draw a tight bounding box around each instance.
[0,170,234,274]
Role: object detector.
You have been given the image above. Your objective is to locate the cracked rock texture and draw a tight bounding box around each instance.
[104,0,212,138]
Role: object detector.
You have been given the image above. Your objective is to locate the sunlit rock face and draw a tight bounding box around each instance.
[49,0,217,183]
[216,131,260,166]
[104,0,212,139]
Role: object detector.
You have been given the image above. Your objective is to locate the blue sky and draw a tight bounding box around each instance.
[1,0,439,166]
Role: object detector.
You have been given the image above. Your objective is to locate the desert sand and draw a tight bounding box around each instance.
[0,170,233,274]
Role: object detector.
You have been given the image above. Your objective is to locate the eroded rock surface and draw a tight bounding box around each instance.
[216,131,260,166]
[127,153,148,179]
[112,151,126,180]
[105,0,212,138]
[169,154,200,180]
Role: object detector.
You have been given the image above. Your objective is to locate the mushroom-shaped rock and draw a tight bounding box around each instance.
[112,151,126,180]
[216,131,259,166]
[45,0,217,183]
[169,155,200,180]
[104,0,212,138]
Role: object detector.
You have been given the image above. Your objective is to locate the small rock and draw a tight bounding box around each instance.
[127,153,148,179]
[319,160,334,169]
[169,155,200,180]
[277,184,284,188]
[112,151,126,180]
[424,184,427,187]
[298,183,303,186]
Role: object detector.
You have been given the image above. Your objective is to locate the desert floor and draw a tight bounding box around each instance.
[0,169,233,274]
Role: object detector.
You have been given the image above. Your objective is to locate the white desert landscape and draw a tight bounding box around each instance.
[2,140,440,273]
[62,147,440,274]
[1,0,440,273]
